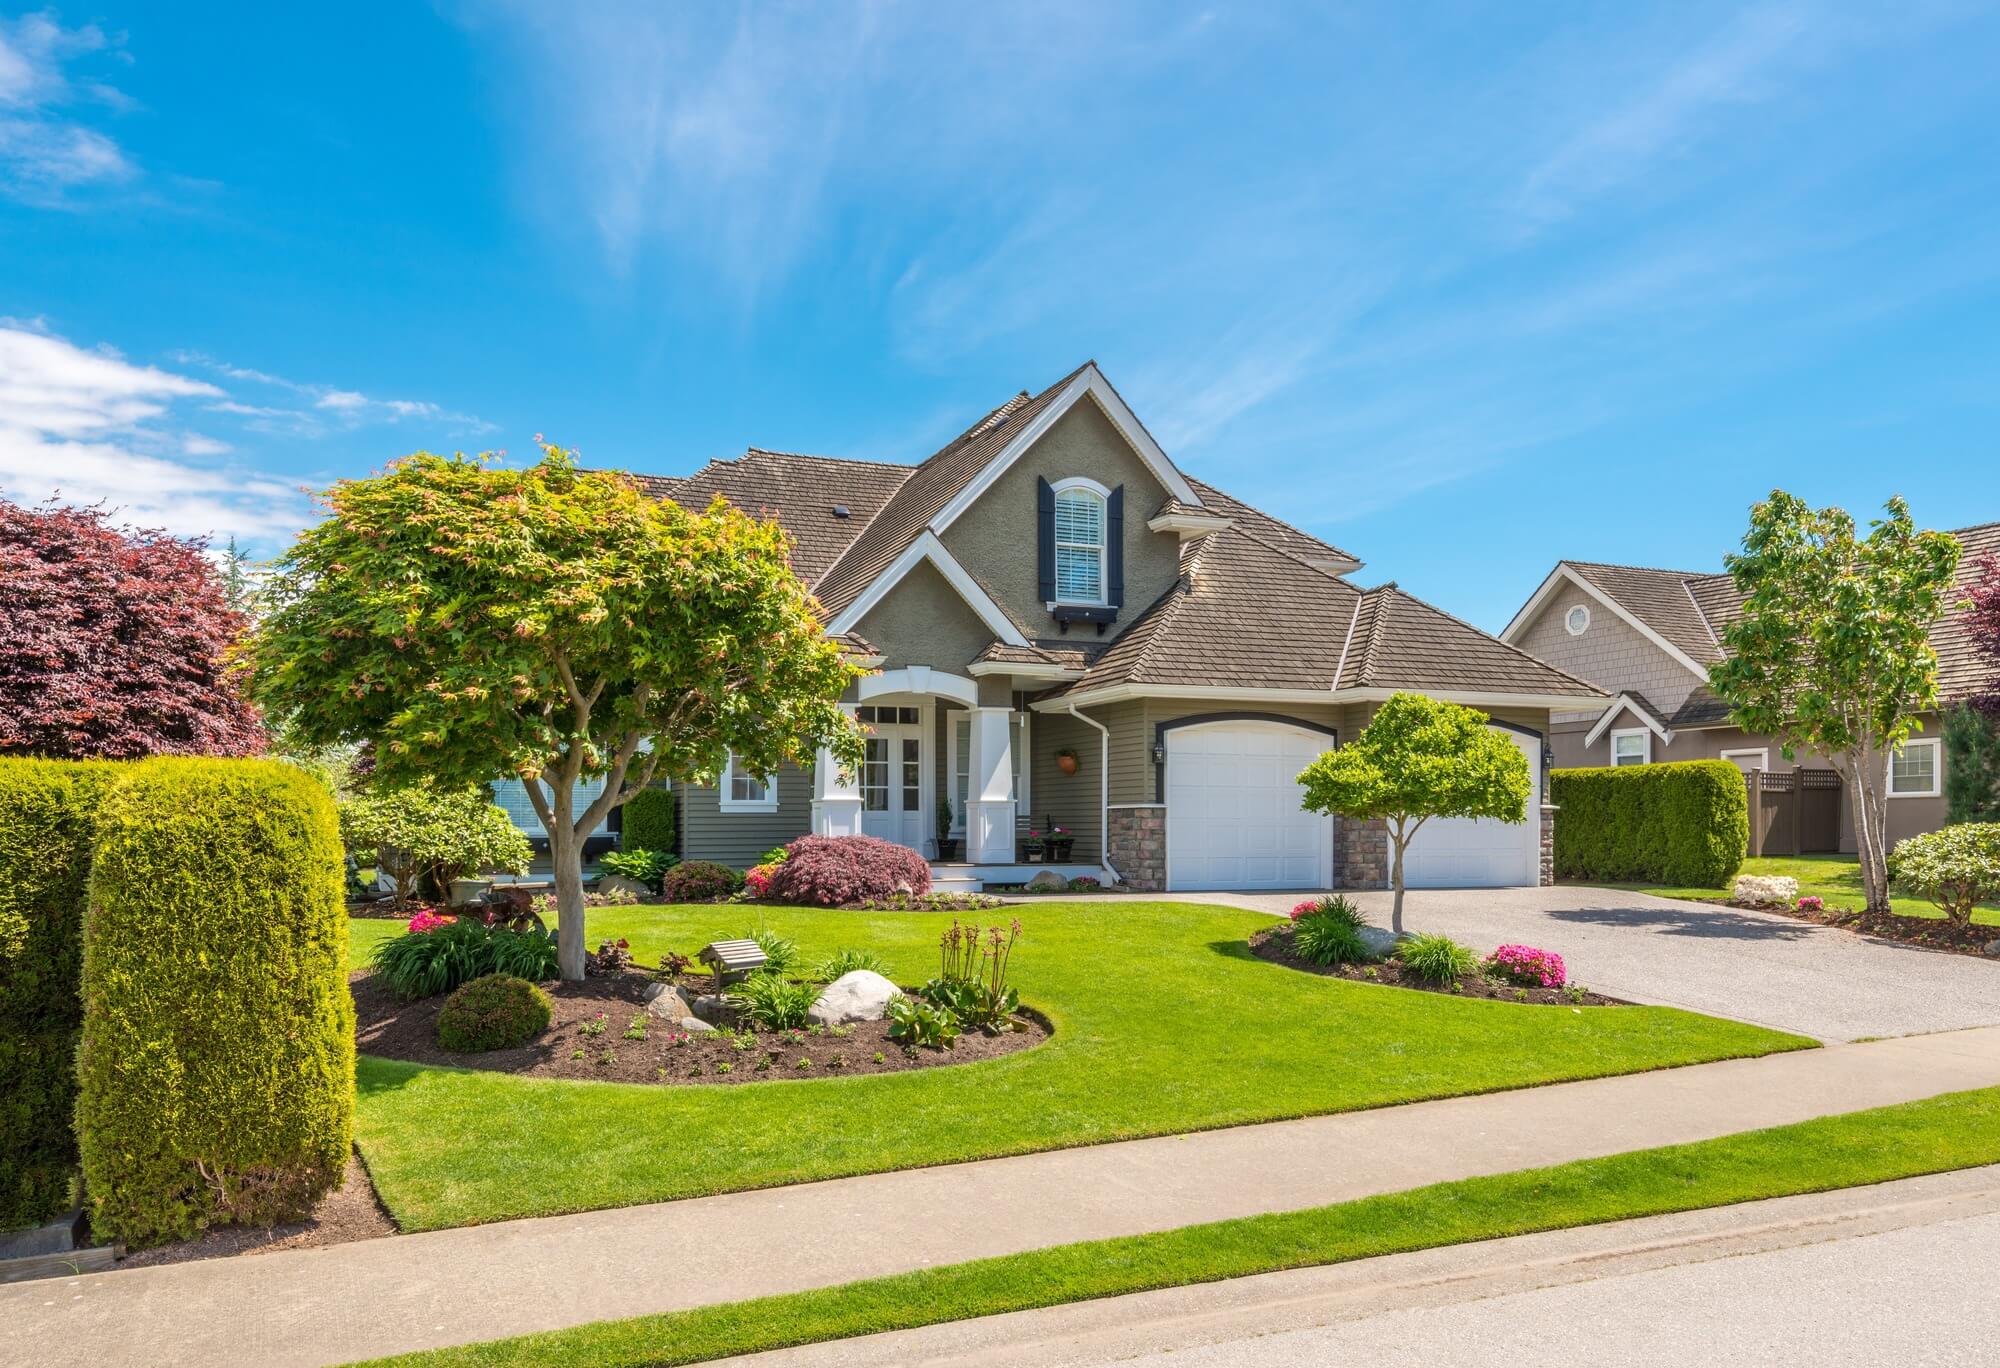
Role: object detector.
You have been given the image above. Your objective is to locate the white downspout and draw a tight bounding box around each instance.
[1065,702,1122,886]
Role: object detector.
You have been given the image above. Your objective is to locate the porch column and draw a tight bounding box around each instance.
[811,704,864,838]
[966,705,1016,864]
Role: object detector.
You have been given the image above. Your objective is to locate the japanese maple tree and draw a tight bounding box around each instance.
[1708,493,1960,913]
[0,499,264,759]
[242,446,861,979]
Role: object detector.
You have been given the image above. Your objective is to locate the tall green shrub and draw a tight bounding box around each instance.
[622,785,677,855]
[1944,703,2000,824]
[0,759,119,1230]
[1552,761,1748,887]
[77,758,354,1247]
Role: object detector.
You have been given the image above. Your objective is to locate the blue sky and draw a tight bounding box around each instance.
[2,2,1996,632]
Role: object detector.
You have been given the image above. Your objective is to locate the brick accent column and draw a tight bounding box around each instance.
[1108,805,1166,892]
[1333,815,1389,890]
[1539,803,1558,887]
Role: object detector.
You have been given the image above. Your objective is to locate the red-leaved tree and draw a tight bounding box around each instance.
[1968,552,2000,703]
[0,499,265,758]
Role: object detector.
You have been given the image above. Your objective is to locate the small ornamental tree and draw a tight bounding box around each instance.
[0,499,265,759]
[337,782,533,904]
[1966,551,2000,706]
[1708,494,1960,914]
[242,446,861,979]
[1298,692,1531,934]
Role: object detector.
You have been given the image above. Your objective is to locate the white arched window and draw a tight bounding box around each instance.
[1052,479,1107,604]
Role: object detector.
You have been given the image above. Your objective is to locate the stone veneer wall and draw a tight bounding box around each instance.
[1334,814,1389,890]
[1107,805,1165,892]
[1539,804,1556,887]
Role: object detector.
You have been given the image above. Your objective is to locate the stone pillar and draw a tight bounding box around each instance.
[1107,804,1165,891]
[966,706,1016,864]
[810,704,863,838]
[1333,815,1389,890]
[1539,803,1557,887]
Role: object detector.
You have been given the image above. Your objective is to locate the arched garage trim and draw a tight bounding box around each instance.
[1153,713,1338,803]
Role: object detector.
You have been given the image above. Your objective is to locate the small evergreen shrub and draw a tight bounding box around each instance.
[0,758,119,1231]
[662,859,743,902]
[436,974,551,1052]
[1551,761,1748,886]
[764,835,932,906]
[1397,933,1479,985]
[1890,824,2000,925]
[77,758,354,1247]
[622,786,678,855]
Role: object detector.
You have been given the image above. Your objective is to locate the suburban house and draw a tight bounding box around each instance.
[1500,522,1999,854]
[504,362,1606,892]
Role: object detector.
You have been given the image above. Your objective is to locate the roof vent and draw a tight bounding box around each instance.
[832,504,851,519]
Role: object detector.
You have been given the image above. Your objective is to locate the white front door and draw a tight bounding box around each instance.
[1401,727,1541,888]
[860,722,925,850]
[1165,722,1333,891]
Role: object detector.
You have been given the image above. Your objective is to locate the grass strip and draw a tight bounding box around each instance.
[356,1083,2000,1367]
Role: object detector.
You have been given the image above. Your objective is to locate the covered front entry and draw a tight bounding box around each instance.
[1165,719,1333,891]
[856,704,927,849]
[1401,725,1541,887]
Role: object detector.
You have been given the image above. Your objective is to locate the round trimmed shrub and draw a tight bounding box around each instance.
[1890,824,2000,925]
[77,758,354,1248]
[661,859,743,902]
[764,835,931,906]
[436,974,552,1052]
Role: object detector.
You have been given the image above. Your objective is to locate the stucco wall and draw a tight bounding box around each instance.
[852,558,998,673]
[1514,591,1705,723]
[940,398,1181,644]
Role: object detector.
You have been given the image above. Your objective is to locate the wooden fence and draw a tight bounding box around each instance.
[1744,767,1843,857]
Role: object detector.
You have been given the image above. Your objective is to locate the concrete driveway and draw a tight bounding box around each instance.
[1147,885,2000,1043]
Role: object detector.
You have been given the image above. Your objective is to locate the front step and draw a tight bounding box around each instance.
[930,874,987,895]
[929,861,1104,896]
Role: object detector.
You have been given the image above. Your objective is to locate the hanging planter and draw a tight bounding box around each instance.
[1054,747,1080,776]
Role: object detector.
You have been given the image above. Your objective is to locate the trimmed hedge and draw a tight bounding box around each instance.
[0,759,119,1231]
[623,786,677,856]
[77,758,355,1247]
[1551,760,1748,887]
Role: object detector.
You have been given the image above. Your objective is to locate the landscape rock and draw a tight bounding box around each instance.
[1356,926,1410,960]
[645,980,740,1027]
[1024,869,1068,892]
[1985,939,2000,958]
[1733,874,1799,906]
[596,874,653,898]
[807,969,902,1026]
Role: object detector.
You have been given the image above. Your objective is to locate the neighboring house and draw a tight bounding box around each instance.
[567,360,1602,894]
[1500,522,2000,854]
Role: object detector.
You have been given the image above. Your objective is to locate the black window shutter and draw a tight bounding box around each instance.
[1107,484,1125,609]
[1036,476,1056,603]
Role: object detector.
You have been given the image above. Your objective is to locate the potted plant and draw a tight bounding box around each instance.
[935,797,960,862]
[1054,746,1079,776]
[1020,828,1045,861]
[1043,821,1074,862]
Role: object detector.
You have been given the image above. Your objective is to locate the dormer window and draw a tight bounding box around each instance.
[1051,479,1108,604]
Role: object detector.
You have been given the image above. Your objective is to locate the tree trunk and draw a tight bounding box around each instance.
[1845,751,1892,916]
[551,823,588,981]
[1389,832,1407,937]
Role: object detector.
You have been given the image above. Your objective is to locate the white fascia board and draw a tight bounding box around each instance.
[826,530,1031,647]
[1032,683,1602,713]
[1146,511,1233,539]
[1583,694,1675,747]
[928,365,1202,536]
[966,661,1082,681]
[1500,565,1713,683]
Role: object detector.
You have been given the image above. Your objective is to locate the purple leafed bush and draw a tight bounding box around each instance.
[661,860,743,902]
[765,835,932,906]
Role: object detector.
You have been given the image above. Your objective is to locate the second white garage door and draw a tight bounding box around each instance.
[1400,725,1542,888]
[1165,721,1333,891]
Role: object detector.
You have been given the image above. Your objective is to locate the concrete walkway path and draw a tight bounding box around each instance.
[7,1027,1999,1368]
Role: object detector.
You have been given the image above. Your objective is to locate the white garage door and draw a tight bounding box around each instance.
[1400,726,1541,888]
[1166,721,1333,891]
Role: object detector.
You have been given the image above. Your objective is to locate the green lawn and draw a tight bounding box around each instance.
[355,1083,2000,1367]
[1577,853,2000,927]
[350,901,1809,1233]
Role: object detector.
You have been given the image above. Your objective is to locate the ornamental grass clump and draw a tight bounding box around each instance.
[1484,944,1567,989]
[436,974,552,1052]
[1396,932,1479,986]
[1291,896,1377,967]
[372,916,557,999]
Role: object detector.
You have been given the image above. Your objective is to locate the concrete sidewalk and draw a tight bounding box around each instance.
[7,1027,2000,1368]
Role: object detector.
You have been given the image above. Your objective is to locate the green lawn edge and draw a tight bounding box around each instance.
[352,1082,2000,1368]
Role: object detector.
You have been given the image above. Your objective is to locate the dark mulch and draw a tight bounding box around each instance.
[1248,925,1628,1006]
[351,968,1049,1086]
[1711,898,2000,957]
[116,1153,396,1267]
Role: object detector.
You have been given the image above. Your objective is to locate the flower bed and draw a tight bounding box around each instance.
[1248,924,1625,1006]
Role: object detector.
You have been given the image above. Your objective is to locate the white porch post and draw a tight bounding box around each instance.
[966,705,1016,864]
[811,704,864,838]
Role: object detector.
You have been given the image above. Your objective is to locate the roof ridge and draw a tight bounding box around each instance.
[742,447,916,469]
[1359,585,1393,685]
[1564,557,1712,580]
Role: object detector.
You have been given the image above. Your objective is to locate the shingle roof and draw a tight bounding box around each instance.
[1560,518,2000,704]
[811,365,1094,617]
[1337,584,1604,698]
[971,641,1104,671]
[1185,477,1359,569]
[630,449,913,584]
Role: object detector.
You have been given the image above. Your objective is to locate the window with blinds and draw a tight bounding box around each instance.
[1054,488,1105,602]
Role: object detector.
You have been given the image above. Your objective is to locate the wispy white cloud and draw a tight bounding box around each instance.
[169,351,494,436]
[0,12,135,204]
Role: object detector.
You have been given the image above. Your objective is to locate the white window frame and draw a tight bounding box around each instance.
[1887,737,1941,799]
[719,752,780,813]
[1049,477,1110,607]
[1609,727,1652,767]
[1564,603,1590,636]
[1719,747,1769,773]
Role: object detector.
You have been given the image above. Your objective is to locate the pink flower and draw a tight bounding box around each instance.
[406,908,457,934]
[1290,898,1321,921]
[1485,944,1566,989]
[1798,895,1824,912]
